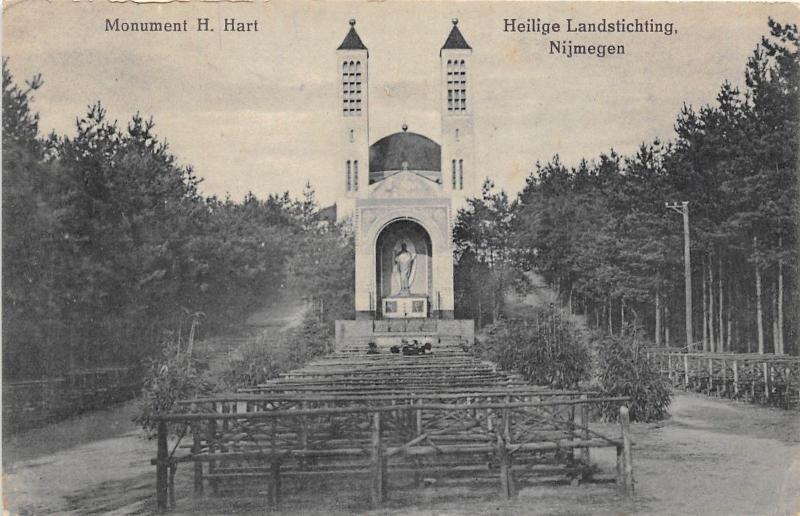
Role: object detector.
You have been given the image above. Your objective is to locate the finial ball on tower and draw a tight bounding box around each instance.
[402,123,408,132]
[349,19,356,27]
[452,18,458,25]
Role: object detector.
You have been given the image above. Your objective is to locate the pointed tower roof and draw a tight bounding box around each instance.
[441,19,471,53]
[338,19,368,53]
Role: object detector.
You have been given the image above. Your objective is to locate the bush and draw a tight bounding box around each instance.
[218,340,283,390]
[219,312,331,391]
[596,328,671,422]
[482,305,590,389]
[135,336,213,436]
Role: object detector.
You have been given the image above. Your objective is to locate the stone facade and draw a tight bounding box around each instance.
[353,176,455,319]
[334,19,474,321]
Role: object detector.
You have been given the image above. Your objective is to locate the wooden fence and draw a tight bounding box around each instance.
[152,343,633,511]
[646,349,800,408]
[3,366,141,433]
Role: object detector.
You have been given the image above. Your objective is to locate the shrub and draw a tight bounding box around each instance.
[136,336,213,436]
[219,312,331,390]
[482,305,591,389]
[217,338,284,390]
[596,327,672,422]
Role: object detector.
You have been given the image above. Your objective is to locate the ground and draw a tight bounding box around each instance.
[4,392,798,515]
[3,282,799,515]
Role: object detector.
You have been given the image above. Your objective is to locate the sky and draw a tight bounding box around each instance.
[3,1,797,206]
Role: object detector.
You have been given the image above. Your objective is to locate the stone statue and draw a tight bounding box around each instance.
[394,242,416,294]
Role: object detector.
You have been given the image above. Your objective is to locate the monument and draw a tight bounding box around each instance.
[333,19,475,347]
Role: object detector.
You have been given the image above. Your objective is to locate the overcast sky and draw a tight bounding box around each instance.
[4,1,797,205]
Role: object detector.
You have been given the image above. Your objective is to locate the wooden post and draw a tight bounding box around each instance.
[415,400,423,435]
[573,395,590,466]
[763,362,770,402]
[668,354,674,382]
[785,367,792,404]
[655,289,662,347]
[497,412,514,499]
[371,411,385,507]
[168,463,177,508]
[156,420,169,511]
[503,397,511,440]
[414,400,423,487]
[208,418,218,495]
[299,402,309,476]
[707,358,713,395]
[270,461,281,506]
[618,406,634,497]
[268,417,278,505]
[770,365,776,402]
[683,354,689,388]
[733,360,739,396]
[721,359,727,395]
[192,424,203,494]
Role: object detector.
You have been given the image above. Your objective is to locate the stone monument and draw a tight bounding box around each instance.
[333,19,476,347]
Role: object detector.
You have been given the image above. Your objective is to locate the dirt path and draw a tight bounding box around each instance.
[503,271,588,332]
[2,399,153,515]
[2,292,310,516]
[5,392,797,515]
[4,280,798,515]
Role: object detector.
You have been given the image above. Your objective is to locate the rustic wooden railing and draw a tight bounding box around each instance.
[645,349,800,408]
[152,395,633,511]
[152,341,634,511]
[3,366,141,433]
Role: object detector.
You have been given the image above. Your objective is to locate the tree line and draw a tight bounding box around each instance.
[454,19,798,355]
[2,58,353,380]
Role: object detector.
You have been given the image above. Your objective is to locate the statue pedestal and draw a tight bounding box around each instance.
[382,295,428,318]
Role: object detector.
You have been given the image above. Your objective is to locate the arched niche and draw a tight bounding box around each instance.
[374,219,433,317]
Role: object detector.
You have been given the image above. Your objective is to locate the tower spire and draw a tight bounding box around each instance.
[441,18,471,54]
[338,18,368,54]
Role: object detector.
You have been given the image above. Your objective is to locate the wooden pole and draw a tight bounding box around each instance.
[371,411,385,507]
[168,463,176,508]
[156,421,168,511]
[579,395,590,465]
[414,400,423,487]
[208,418,218,495]
[192,424,203,494]
[270,461,281,506]
[665,302,671,347]
[497,417,514,499]
[668,354,674,383]
[755,237,765,354]
[269,417,278,505]
[778,239,785,354]
[683,354,689,388]
[709,255,716,352]
[707,358,713,395]
[733,360,739,396]
[702,255,709,352]
[618,406,634,497]
[718,255,724,353]
[682,202,693,351]
[721,359,727,395]
[655,289,662,347]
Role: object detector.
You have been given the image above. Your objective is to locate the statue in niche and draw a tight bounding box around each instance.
[394,241,416,295]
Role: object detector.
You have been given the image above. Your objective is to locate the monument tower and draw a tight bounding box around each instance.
[336,19,370,218]
[440,19,474,202]
[334,19,476,347]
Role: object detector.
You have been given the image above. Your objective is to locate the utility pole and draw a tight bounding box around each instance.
[666,201,693,350]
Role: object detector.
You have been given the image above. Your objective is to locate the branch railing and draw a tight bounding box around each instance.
[646,349,800,408]
[152,395,632,511]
